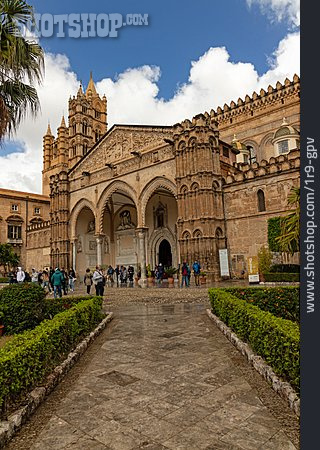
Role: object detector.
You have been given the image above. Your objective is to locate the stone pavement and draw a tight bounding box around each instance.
[6,301,299,450]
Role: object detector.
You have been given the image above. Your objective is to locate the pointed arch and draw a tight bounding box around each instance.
[139,177,177,226]
[69,198,97,239]
[97,180,138,233]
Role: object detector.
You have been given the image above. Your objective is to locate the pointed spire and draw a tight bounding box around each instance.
[45,123,52,136]
[77,82,84,97]
[60,115,67,128]
[86,71,97,97]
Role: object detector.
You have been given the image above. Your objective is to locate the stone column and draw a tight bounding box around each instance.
[137,228,147,287]
[71,239,77,271]
[96,236,103,266]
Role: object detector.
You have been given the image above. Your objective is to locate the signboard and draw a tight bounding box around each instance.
[219,249,230,277]
[247,256,260,283]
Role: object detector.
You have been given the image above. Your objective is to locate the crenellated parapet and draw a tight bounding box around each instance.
[210,75,300,125]
[27,220,50,232]
[225,149,300,184]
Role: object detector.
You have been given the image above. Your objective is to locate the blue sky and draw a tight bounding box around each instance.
[1,0,300,193]
[29,0,289,99]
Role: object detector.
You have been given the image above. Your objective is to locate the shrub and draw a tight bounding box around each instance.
[258,246,272,274]
[269,264,300,273]
[263,273,300,283]
[268,217,282,252]
[0,284,46,334]
[0,278,9,284]
[42,295,95,319]
[208,289,300,392]
[0,296,103,413]
[224,286,299,322]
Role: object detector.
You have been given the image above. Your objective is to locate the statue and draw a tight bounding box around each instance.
[88,220,95,233]
[77,236,82,253]
[104,237,109,254]
[118,210,134,230]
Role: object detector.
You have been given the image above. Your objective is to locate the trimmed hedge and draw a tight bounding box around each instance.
[0,284,47,334]
[209,289,300,392]
[0,278,9,284]
[0,296,103,413]
[270,264,300,273]
[42,295,96,319]
[223,286,299,322]
[263,273,300,283]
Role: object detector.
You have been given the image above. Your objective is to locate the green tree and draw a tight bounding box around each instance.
[0,0,44,141]
[0,243,19,272]
[276,186,300,255]
[258,245,272,274]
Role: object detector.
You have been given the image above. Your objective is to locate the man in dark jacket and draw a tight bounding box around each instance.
[51,268,64,298]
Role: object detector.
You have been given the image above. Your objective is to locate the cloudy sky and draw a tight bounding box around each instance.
[0,0,300,194]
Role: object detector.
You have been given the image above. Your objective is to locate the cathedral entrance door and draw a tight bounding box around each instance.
[158,239,172,267]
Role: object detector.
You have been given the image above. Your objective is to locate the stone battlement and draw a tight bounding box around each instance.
[226,149,300,184]
[210,75,300,124]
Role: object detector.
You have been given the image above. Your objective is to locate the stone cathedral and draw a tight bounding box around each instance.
[22,73,300,281]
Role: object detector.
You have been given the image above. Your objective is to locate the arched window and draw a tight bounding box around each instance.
[193,229,202,238]
[82,121,88,135]
[247,146,257,164]
[257,189,266,212]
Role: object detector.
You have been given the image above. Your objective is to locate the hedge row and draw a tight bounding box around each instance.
[0,278,9,284]
[263,273,300,283]
[269,264,300,273]
[0,296,103,413]
[208,289,300,392]
[223,286,299,322]
[0,284,92,334]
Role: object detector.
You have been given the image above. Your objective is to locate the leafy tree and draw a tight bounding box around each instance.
[275,187,300,255]
[0,0,44,141]
[258,245,272,274]
[0,243,19,272]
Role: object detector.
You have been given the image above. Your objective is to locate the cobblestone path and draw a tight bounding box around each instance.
[7,295,299,450]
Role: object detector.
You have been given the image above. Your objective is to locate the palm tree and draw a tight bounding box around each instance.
[275,186,300,255]
[0,0,44,141]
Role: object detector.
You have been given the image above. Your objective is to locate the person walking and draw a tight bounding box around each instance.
[16,267,25,283]
[51,268,64,299]
[84,268,93,295]
[93,266,104,296]
[192,260,201,286]
[68,267,76,292]
[115,265,120,287]
[180,261,189,288]
[42,270,52,293]
[107,265,114,286]
[128,265,134,286]
[31,268,38,283]
[61,268,68,295]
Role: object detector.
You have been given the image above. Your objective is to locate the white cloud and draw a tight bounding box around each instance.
[0,31,300,194]
[246,0,300,27]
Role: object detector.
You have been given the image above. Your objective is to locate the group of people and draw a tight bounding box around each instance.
[180,260,201,287]
[83,265,136,296]
[9,266,76,298]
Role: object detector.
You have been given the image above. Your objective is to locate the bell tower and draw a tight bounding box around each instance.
[68,72,107,167]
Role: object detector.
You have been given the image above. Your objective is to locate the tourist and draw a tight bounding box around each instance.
[16,267,25,283]
[192,260,201,286]
[49,267,54,290]
[93,266,104,296]
[107,265,114,285]
[31,268,38,283]
[120,266,127,286]
[84,268,93,294]
[37,270,43,285]
[156,263,164,284]
[51,267,64,298]
[42,270,52,293]
[180,261,189,288]
[128,265,134,285]
[8,269,17,284]
[68,267,76,292]
[61,268,68,295]
[115,265,120,286]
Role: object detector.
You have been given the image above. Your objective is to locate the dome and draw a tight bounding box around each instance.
[231,134,247,151]
[273,118,299,140]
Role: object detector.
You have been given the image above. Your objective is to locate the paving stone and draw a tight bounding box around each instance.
[5,300,299,450]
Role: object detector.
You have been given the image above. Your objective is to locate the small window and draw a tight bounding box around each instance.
[34,207,41,215]
[82,106,87,113]
[95,110,101,119]
[243,154,248,164]
[11,204,19,212]
[223,146,229,158]
[8,225,22,239]
[257,190,266,212]
[278,140,289,154]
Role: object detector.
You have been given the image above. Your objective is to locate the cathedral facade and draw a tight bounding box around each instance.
[23,74,300,281]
